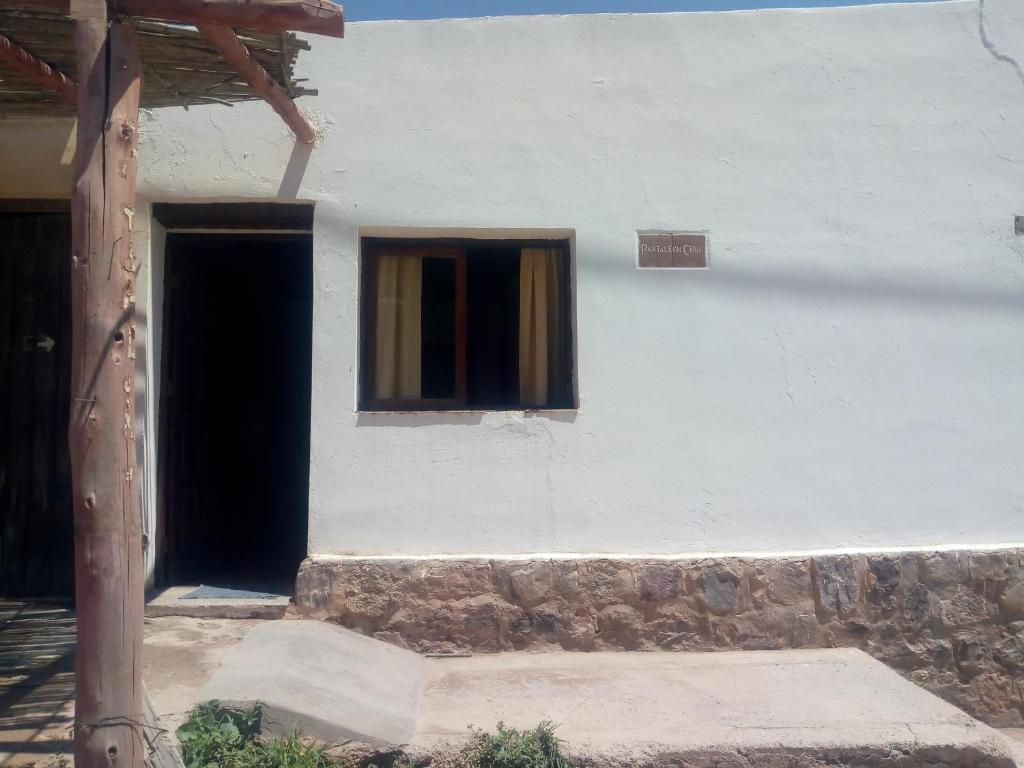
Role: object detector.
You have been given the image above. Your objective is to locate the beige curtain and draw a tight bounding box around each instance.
[519,248,564,406]
[375,253,422,400]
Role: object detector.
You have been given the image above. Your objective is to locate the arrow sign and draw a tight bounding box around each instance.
[36,336,55,353]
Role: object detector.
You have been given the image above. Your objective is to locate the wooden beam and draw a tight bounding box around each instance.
[198,23,316,143]
[127,0,344,36]
[0,33,78,104]
[6,0,344,37]
[71,15,145,768]
[0,0,67,11]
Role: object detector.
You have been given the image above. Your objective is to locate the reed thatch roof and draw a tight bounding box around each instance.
[0,9,313,116]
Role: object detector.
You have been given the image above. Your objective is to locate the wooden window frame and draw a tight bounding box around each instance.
[359,237,573,412]
[361,242,466,411]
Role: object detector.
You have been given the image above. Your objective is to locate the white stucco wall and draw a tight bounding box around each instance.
[3,0,1023,558]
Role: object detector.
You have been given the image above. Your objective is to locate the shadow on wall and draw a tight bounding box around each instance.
[582,247,1024,314]
[278,140,314,199]
[698,264,1024,314]
[356,411,486,428]
[355,409,578,427]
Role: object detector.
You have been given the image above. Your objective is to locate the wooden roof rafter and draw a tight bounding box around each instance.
[199,22,315,142]
[0,0,341,141]
[0,30,77,103]
[12,0,344,36]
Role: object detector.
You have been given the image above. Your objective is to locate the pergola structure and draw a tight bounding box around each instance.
[0,2,343,766]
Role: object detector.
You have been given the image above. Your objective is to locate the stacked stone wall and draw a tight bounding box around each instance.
[295,549,1024,726]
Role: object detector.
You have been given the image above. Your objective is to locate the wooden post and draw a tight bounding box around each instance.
[71,13,145,768]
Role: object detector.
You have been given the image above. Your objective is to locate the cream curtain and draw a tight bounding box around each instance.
[519,248,564,406]
[375,253,422,400]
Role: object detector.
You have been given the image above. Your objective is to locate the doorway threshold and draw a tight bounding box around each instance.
[145,586,290,620]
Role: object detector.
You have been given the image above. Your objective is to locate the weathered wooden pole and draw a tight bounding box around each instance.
[71,9,145,768]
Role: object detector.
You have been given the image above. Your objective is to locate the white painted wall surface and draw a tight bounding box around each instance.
[3,0,1024,558]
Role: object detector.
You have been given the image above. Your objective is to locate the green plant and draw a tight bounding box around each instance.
[177,701,346,768]
[459,722,573,768]
[177,701,263,768]
[178,704,571,768]
[241,732,337,768]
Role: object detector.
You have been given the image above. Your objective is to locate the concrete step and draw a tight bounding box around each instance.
[201,619,1022,767]
[145,586,290,620]
[203,619,422,746]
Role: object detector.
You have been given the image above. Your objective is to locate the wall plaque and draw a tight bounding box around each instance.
[637,232,707,269]
[69,0,106,19]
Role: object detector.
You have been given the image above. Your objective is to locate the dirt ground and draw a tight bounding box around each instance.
[142,616,261,734]
[0,612,260,768]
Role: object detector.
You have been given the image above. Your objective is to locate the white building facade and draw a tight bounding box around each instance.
[2,0,1024,726]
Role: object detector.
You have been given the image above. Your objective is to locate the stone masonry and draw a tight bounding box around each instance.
[295,549,1024,727]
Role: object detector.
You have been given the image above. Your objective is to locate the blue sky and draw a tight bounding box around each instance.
[345,0,937,20]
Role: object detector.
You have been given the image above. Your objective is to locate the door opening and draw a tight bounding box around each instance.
[158,231,312,590]
[0,204,73,598]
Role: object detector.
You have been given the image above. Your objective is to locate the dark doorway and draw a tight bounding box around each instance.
[159,232,312,589]
[0,206,74,598]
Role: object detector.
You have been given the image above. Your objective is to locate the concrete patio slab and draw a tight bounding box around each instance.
[416,647,1019,766]
[199,620,1019,767]
[1001,730,1024,765]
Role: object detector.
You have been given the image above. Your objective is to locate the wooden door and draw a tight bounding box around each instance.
[0,209,74,598]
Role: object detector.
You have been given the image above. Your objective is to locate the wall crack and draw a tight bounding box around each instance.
[773,329,795,406]
[979,0,1024,89]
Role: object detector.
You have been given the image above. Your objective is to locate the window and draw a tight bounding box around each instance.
[360,238,573,411]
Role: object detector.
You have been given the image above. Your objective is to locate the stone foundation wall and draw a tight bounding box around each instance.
[295,549,1024,727]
